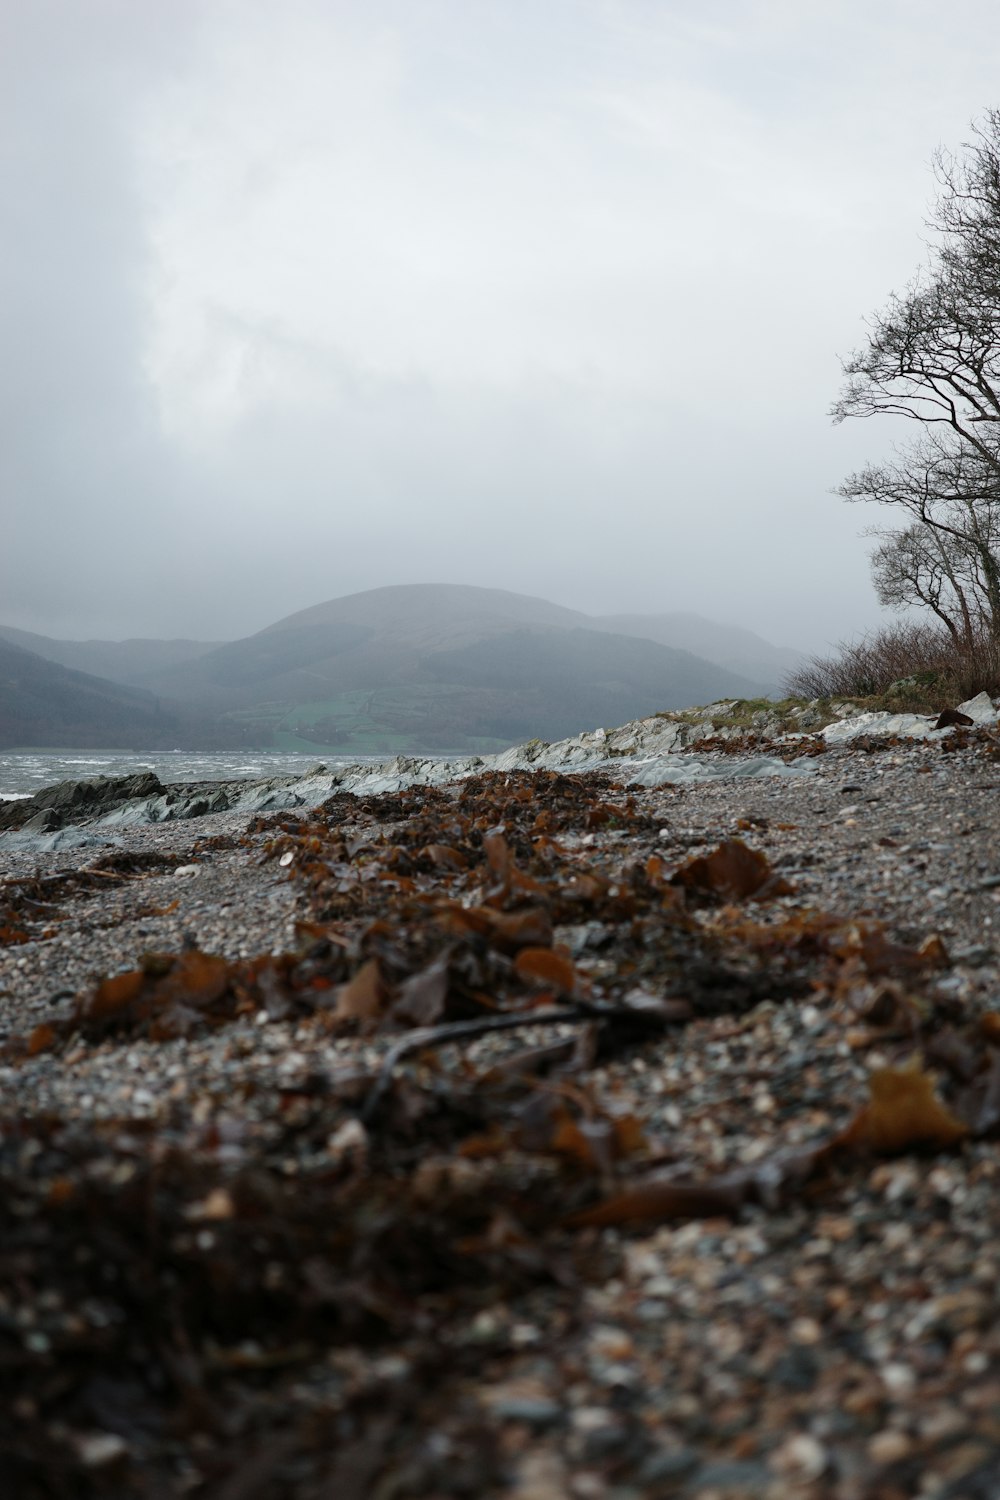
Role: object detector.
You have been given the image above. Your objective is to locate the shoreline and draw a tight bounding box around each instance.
[2,734,1000,1495]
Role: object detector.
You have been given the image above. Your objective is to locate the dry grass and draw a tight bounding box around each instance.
[783,622,1000,711]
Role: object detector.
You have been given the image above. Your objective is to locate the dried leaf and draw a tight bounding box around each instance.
[837,924,942,978]
[567,1172,753,1227]
[673,840,792,902]
[420,844,468,871]
[513,947,576,994]
[393,956,450,1026]
[550,1112,607,1168]
[27,1022,58,1056]
[165,951,232,1007]
[934,708,974,729]
[333,960,386,1024]
[482,831,511,880]
[918,934,950,967]
[980,1012,1000,1045]
[838,1061,968,1153]
[85,970,146,1021]
[439,903,552,951]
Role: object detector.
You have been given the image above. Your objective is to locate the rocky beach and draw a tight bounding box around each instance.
[2,706,1000,1499]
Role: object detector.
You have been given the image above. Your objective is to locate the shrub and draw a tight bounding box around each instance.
[783,622,1000,710]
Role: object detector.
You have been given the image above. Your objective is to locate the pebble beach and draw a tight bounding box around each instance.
[2,731,999,1498]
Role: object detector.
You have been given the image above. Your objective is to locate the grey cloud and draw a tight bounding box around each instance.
[3,0,1000,650]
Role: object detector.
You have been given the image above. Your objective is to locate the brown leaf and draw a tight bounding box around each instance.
[27,1022,58,1056]
[561,872,606,905]
[513,947,576,994]
[673,840,792,902]
[837,1061,969,1154]
[550,1112,607,1168]
[934,708,974,729]
[917,934,950,967]
[836,924,943,978]
[166,951,232,1007]
[567,1172,754,1227]
[333,960,386,1024]
[393,956,450,1026]
[420,844,468,871]
[85,970,146,1020]
[439,903,552,952]
[482,831,511,881]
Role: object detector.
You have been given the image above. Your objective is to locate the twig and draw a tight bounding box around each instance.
[360,1007,583,1123]
[359,998,676,1124]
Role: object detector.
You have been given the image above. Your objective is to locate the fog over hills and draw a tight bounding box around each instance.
[0,586,801,753]
[0,638,223,751]
[596,612,803,690]
[0,626,221,685]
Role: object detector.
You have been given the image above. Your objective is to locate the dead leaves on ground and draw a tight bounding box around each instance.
[567,1058,976,1229]
[0,850,188,947]
[4,766,999,1495]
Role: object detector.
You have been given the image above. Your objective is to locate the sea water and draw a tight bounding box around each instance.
[0,749,383,801]
[0,740,818,810]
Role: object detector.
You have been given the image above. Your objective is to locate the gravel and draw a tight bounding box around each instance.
[2,736,1000,1499]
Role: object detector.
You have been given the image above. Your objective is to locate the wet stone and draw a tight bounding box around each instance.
[490,1399,564,1428]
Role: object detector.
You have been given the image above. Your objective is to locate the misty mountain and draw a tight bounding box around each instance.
[595,612,804,691]
[0,625,221,685]
[1,585,799,753]
[1,590,803,695]
[131,585,762,752]
[0,638,187,749]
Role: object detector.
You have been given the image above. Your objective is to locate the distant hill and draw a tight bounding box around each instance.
[595,612,803,691]
[0,639,249,751]
[1,585,801,753]
[0,638,180,749]
[134,585,762,753]
[0,625,220,684]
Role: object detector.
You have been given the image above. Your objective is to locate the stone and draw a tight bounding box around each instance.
[638,1448,700,1482]
[0,771,164,832]
[956,691,998,724]
[867,1429,913,1464]
[822,711,939,744]
[770,1433,828,1481]
[1,711,821,853]
[488,1398,563,1428]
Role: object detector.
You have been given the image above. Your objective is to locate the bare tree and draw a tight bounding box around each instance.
[839,429,1000,637]
[869,524,978,644]
[834,111,1000,640]
[833,112,1000,461]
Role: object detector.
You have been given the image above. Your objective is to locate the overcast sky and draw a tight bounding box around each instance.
[3,0,1000,651]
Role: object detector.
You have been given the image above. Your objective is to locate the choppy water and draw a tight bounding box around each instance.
[0,750,381,801]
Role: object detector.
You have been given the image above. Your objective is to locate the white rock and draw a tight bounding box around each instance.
[770,1433,827,1481]
[77,1433,128,1468]
[821,711,940,744]
[957,691,999,724]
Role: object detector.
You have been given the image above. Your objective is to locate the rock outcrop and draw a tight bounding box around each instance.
[0,772,165,833]
[4,691,999,852]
